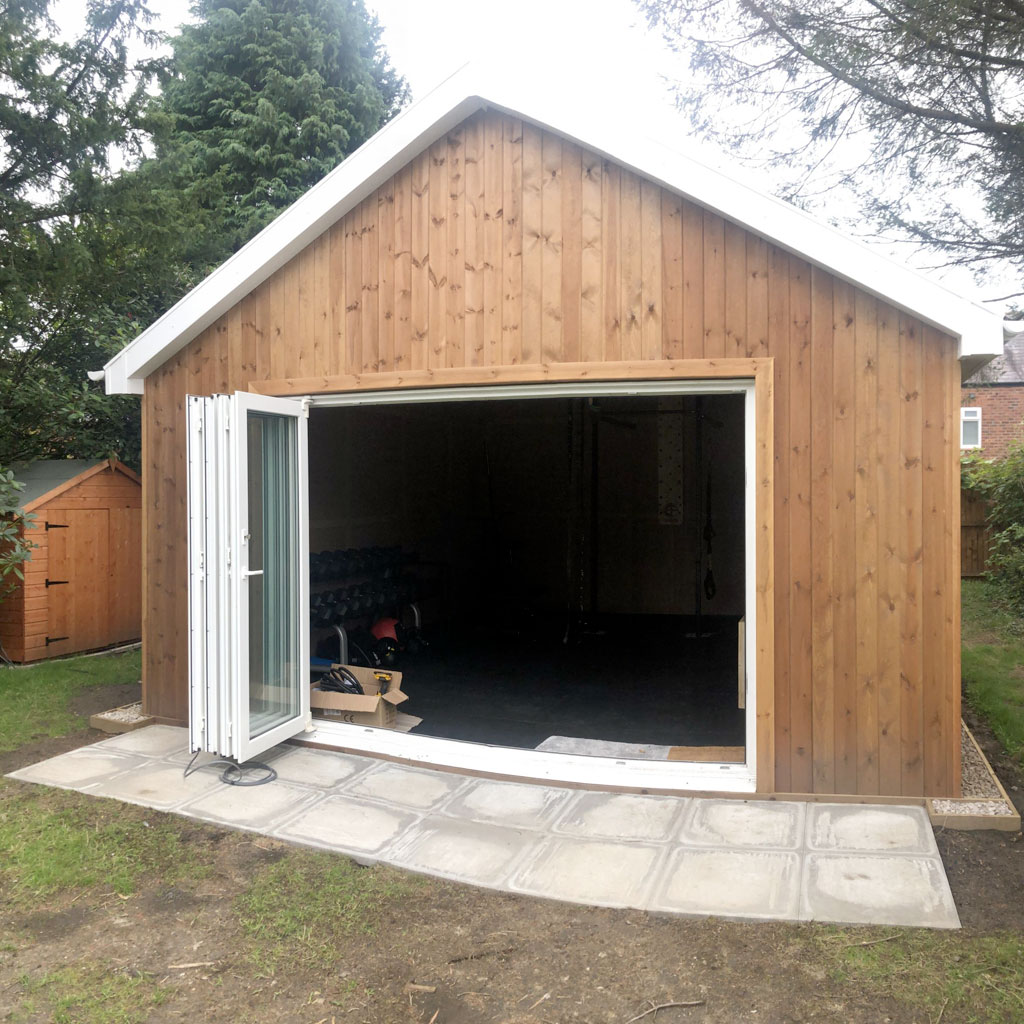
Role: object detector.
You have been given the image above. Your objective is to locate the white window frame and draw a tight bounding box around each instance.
[961,406,982,450]
[301,378,759,794]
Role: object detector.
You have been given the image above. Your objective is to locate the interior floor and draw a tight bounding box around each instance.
[392,615,744,750]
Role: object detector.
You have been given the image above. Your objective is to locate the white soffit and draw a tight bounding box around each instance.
[103,63,1005,395]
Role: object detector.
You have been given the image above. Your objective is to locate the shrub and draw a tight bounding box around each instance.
[0,468,34,605]
[963,443,1024,614]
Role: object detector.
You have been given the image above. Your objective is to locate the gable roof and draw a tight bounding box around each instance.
[101,64,1005,396]
[964,324,1024,385]
[11,458,140,513]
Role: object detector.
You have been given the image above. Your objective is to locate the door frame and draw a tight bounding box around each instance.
[266,358,775,794]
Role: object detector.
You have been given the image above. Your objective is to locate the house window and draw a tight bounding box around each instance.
[961,407,982,449]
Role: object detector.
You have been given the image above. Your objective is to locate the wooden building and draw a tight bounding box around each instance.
[0,459,142,662]
[101,70,1003,799]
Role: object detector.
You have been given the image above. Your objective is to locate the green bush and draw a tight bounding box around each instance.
[0,468,34,606]
[963,443,1024,614]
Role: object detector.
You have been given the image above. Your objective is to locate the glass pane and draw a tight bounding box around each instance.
[246,412,300,740]
[962,419,980,447]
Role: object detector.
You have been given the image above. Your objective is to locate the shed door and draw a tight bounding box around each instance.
[45,509,110,654]
[187,392,310,762]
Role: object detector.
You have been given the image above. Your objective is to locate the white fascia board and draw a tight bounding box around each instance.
[104,63,1003,394]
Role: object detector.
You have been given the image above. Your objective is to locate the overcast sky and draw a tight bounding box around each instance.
[54,0,1013,309]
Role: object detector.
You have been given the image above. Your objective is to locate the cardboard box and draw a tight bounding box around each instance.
[310,664,409,728]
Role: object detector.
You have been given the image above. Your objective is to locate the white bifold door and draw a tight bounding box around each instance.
[187,392,309,761]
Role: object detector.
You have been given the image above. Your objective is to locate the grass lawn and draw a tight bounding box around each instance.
[962,580,1024,763]
[0,649,141,752]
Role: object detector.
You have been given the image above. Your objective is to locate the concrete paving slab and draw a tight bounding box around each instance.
[268,747,372,788]
[178,780,318,830]
[8,749,150,790]
[346,762,465,809]
[803,853,960,929]
[443,779,570,829]
[808,804,936,854]
[680,799,804,849]
[508,838,663,908]
[650,848,802,921]
[389,818,541,883]
[90,762,221,809]
[7,737,962,929]
[553,792,685,841]
[94,724,188,758]
[274,795,420,857]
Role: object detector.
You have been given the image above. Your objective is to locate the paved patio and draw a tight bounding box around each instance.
[7,725,960,928]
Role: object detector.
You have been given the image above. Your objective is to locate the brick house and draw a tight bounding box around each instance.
[961,324,1024,458]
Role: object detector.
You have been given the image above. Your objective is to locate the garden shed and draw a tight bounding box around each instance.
[0,459,142,662]
[101,68,1004,799]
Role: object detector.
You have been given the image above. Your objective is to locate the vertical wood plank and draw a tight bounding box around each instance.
[327,222,345,377]
[788,257,813,794]
[428,139,448,369]
[876,302,903,794]
[922,329,946,796]
[601,161,621,361]
[661,194,683,360]
[810,266,835,792]
[361,194,379,373]
[484,115,504,365]
[832,279,858,793]
[394,165,413,370]
[501,116,523,366]
[580,150,603,363]
[379,179,396,372]
[446,127,465,368]
[343,209,362,375]
[295,245,315,379]
[769,245,792,792]
[521,122,543,365]
[746,236,769,357]
[619,170,642,361]
[702,211,726,358]
[268,266,287,381]
[855,290,880,794]
[463,115,484,366]
[640,179,662,361]
[561,141,583,363]
[312,232,331,377]
[724,220,747,357]
[945,333,961,796]
[541,131,563,362]
[898,315,924,794]
[411,151,430,371]
[681,200,703,359]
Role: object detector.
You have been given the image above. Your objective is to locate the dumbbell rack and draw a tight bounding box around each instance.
[309,546,420,665]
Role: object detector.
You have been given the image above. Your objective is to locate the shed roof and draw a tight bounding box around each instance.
[101,64,1005,396]
[10,458,140,513]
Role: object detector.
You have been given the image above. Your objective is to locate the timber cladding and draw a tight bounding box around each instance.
[142,109,962,798]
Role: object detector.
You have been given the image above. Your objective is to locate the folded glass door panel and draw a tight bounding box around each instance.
[187,392,309,761]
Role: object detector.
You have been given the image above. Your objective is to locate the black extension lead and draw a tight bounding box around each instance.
[184,750,277,787]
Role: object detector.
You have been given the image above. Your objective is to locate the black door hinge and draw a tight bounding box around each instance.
[45,522,69,531]
[45,636,69,645]
[45,579,69,587]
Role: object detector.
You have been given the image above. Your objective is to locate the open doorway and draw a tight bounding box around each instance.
[306,382,752,777]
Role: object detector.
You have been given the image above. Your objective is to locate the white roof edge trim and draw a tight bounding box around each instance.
[104,62,1004,395]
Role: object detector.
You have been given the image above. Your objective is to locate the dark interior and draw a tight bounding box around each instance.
[307,393,748,756]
